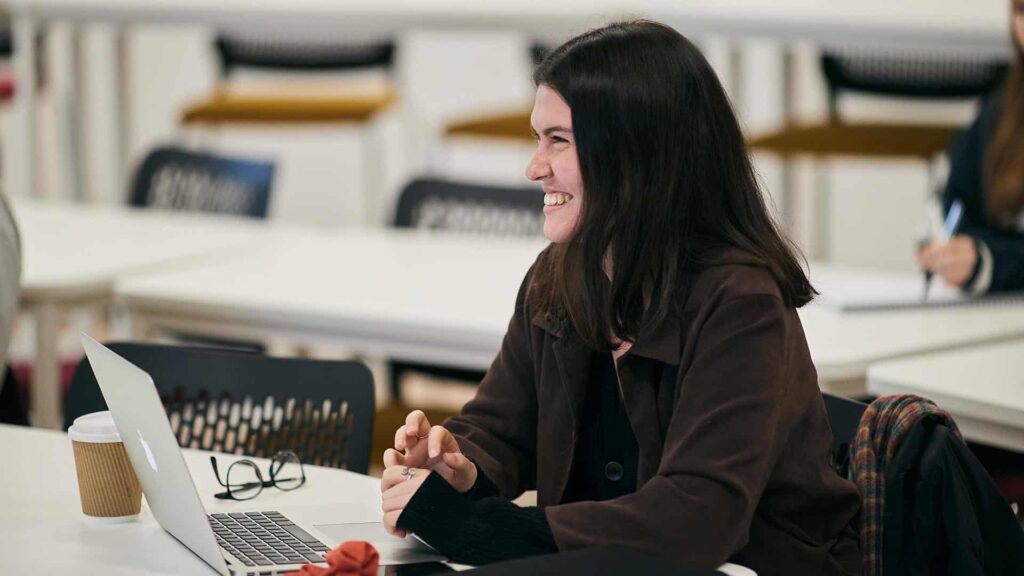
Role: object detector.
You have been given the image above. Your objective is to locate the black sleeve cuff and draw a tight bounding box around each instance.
[396,472,557,565]
[397,471,473,540]
[464,462,501,500]
[964,234,984,287]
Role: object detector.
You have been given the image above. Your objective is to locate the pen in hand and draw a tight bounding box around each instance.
[921,199,965,302]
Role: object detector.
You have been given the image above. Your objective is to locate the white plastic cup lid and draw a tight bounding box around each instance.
[68,411,122,443]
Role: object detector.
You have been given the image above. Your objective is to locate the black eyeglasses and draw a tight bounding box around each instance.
[210,450,306,501]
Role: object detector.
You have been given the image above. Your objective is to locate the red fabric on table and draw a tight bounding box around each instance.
[287,540,379,576]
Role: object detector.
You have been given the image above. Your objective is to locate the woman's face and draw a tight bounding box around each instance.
[526,84,583,244]
[1015,0,1024,50]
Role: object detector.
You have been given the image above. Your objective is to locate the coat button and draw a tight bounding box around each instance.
[604,461,624,481]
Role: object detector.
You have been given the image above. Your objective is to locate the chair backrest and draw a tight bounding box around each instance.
[215,34,396,77]
[822,392,868,479]
[393,178,544,238]
[821,51,1009,117]
[128,146,274,219]
[64,342,375,474]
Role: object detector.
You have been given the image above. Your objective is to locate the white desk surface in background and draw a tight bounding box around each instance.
[117,229,549,371]
[12,197,302,429]
[14,197,285,303]
[804,264,1024,392]
[868,340,1024,452]
[115,236,1024,396]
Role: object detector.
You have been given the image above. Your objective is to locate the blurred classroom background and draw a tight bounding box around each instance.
[0,0,1020,482]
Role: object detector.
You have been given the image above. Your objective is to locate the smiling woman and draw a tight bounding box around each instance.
[379,20,862,576]
[527,85,583,244]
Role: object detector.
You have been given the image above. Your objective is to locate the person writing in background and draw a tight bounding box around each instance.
[918,0,1024,293]
[379,21,861,576]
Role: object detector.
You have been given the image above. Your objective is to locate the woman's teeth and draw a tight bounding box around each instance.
[544,192,573,206]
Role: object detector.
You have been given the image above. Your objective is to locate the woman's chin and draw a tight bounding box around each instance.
[543,229,575,243]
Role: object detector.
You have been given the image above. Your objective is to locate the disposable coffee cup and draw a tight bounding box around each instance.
[68,411,142,522]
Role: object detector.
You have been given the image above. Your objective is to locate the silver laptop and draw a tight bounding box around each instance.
[81,334,440,575]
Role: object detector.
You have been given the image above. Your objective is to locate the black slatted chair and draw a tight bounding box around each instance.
[394,177,544,237]
[215,35,395,76]
[129,146,274,219]
[64,342,375,473]
[389,177,544,399]
[822,392,869,479]
[182,34,396,125]
[748,51,1009,160]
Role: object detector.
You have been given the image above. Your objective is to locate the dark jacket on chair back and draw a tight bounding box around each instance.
[885,419,1024,575]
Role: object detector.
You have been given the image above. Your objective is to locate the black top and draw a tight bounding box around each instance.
[563,351,638,502]
[943,90,1024,292]
[396,352,640,565]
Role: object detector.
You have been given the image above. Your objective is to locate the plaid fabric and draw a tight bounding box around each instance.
[852,394,962,576]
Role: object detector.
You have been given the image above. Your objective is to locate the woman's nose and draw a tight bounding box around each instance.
[526,150,551,181]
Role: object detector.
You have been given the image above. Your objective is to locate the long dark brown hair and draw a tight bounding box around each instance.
[985,4,1024,224]
[529,21,814,351]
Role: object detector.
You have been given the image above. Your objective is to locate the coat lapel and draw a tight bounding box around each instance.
[546,328,592,504]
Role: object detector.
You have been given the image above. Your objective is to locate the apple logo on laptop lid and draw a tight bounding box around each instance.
[139,430,159,473]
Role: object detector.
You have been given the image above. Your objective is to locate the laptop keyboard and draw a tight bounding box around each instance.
[209,511,330,567]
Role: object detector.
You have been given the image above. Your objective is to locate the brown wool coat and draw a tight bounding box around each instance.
[444,248,863,576]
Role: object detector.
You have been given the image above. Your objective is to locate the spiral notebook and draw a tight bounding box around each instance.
[811,267,1024,312]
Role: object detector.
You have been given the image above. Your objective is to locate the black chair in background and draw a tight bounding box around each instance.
[748,51,1009,161]
[129,146,275,219]
[182,34,396,125]
[822,392,868,479]
[214,35,395,78]
[389,177,544,400]
[394,177,543,237]
[64,342,375,473]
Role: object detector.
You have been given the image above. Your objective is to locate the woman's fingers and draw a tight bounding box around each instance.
[383,448,405,468]
[440,451,478,493]
[383,510,406,537]
[394,425,407,452]
[406,410,432,441]
[919,242,944,270]
[381,464,414,491]
[442,451,471,472]
[381,484,416,513]
[427,425,459,459]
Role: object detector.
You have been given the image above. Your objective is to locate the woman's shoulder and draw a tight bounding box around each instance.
[684,247,786,309]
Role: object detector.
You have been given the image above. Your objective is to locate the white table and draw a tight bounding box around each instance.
[13,198,293,429]
[0,424,755,575]
[5,0,1009,201]
[117,230,548,371]
[113,233,1024,397]
[802,265,1024,395]
[868,340,1024,453]
[0,423,406,575]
